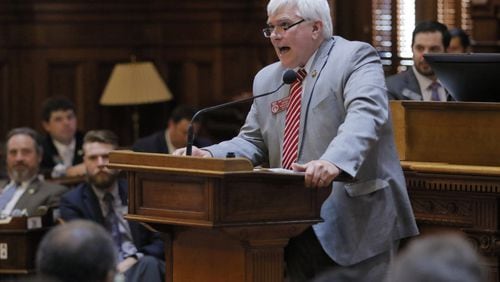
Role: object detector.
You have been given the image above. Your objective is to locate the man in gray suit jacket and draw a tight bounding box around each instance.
[386,21,451,101]
[0,127,67,217]
[175,0,418,280]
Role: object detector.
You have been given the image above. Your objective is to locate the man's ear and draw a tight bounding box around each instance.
[167,119,177,130]
[312,21,323,39]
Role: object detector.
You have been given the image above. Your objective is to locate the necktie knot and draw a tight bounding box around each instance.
[429,81,441,91]
[296,68,307,82]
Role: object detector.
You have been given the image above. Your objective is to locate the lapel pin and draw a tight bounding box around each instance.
[28,188,35,195]
[311,70,318,78]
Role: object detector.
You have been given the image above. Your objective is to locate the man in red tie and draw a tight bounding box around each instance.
[175,0,418,281]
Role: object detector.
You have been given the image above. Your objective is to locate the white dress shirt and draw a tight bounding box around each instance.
[413,66,447,101]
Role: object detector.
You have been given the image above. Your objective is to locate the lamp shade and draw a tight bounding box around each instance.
[100,61,173,105]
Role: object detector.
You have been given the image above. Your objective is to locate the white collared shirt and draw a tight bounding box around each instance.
[165,129,177,153]
[412,66,447,101]
[296,50,318,95]
[52,138,76,167]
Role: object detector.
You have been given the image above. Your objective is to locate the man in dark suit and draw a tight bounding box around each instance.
[386,21,451,101]
[1,127,67,217]
[59,130,165,282]
[40,96,85,178]
[132,105,210,154]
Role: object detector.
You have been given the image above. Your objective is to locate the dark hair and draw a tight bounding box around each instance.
[449,27,471,49]
[169,105,196,123]
[412,21,451,49]
[83,130,119,148]
[6,127,43,156]
[36,220,117,282]
[41,96,76,122]
[387,233,486,282]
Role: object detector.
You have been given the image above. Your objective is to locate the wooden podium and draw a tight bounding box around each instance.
[0,214,53,274]
[109,151,331,282]
[390,101,500,281]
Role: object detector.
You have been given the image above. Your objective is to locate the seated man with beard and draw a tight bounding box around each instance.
[59,130,165,282]
[0,127,67,217]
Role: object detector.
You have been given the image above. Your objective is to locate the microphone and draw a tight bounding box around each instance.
[186,69,297,156]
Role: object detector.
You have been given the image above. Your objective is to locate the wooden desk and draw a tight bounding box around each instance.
[402,162,499,281]
[390,101,500,282]
[0,216,52,274]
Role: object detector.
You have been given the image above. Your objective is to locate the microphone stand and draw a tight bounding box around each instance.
[186,83,284,156]
[186,69,297,156]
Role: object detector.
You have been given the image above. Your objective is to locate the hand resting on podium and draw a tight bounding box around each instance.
[173,145,212,158]
[174,146,340,188]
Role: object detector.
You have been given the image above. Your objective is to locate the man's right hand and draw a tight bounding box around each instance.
[173,146,212,158]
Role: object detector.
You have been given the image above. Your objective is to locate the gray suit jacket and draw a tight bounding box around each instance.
[0,177,67,216]
[204,36,418,266]
[385,68,423,100]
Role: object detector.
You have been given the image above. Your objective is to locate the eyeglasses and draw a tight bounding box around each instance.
[262,19,305,38]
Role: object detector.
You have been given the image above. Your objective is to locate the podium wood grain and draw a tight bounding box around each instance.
[390,101,500,282]
[110,151,330,282]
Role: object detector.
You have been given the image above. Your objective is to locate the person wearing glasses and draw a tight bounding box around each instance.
[174,0,418,281]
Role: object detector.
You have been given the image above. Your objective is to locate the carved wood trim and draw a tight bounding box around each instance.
[463,229,500,256]
[405,171,500,194]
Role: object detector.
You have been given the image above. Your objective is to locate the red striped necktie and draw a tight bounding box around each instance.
[282,68,307,169]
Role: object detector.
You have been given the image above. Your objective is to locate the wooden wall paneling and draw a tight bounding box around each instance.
[0,58,11,138]
[334,0,372,42]
[17,52,37,130]
[199,61,217,107]
[5,0,496,146]
[416,0,438,22]
[471,0,500,52]
[473,19,498,41]
[75,61,94,132]
[48,62,78,106]
[182,61,202,106]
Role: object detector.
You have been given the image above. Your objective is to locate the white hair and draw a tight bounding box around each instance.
[267,0,333,39]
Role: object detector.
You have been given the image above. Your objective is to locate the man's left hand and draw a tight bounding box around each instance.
[65,163,87,177]
[117,256,138,273]
[292,160,340,188]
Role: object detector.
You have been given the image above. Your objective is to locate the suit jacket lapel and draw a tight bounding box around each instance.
[298,38,335,156]
[73,132,84,165]
[157,131,169,153]
[0,180,7,191]
[401,69,423,100]
[14,179,41,210]
[82,184,105,224]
